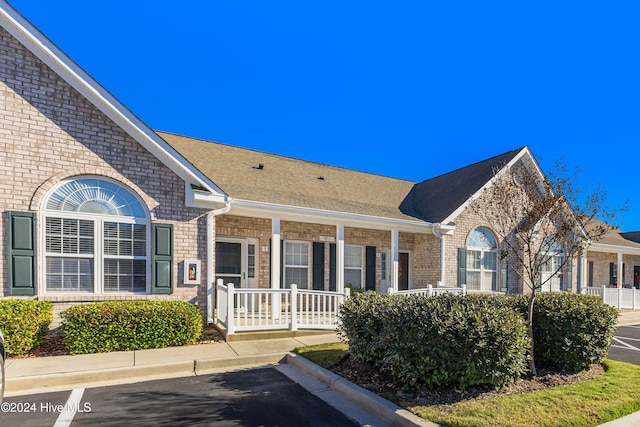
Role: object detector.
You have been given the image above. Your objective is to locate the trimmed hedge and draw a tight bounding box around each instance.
[508,293,618,371]
[61,300,203,354]
[0,299,53,356]
[339,292,530,390]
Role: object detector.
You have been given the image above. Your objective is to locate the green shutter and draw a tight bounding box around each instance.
[500,256,508,292]
[610,263,615,286]
[312,242,325,290]
[365,246,376,291]
[329,243,336,291]
[151,223,173,294]
[457,248,467,286]
[7,211,37,296]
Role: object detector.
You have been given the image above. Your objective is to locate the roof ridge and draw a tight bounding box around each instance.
[155,130,417,184]
[420,146,527,183]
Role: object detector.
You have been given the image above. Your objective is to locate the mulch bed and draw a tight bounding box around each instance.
[329,354,605,406]
[8,326,225,359]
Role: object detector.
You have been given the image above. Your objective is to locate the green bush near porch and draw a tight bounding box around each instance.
[338,292,618,391]
[507,293,619,371]
[61,300,202,354]
[0,299,53,356]
[339,292,530,390]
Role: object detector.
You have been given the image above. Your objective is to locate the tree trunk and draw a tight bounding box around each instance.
[527,289,537,376]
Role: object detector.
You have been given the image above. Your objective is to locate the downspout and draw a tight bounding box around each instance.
[431,224,445,286]
[207,200,232,324]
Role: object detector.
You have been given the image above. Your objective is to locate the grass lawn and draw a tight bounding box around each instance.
[294,342,640,427]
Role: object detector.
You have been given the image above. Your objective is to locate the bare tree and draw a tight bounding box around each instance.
[468,155,622,375]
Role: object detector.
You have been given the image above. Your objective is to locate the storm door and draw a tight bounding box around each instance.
[215,238,258,288]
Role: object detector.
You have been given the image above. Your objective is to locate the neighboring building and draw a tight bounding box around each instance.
[583,224,640,290]
[0,2,637,327]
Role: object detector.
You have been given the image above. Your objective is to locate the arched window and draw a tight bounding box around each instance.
[465,227,498,291]
[43,178,149,294]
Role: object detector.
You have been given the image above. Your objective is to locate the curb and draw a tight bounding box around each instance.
[6,353,288,397]
[284,352,438,427]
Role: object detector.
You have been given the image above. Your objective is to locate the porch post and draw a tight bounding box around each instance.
[618,252,624,288]
[336,224,345,293]
[618,252,624,308]
[579,252,588,293]
[271,217,281,289]
[272,217,281,320]
[391,229,399,293]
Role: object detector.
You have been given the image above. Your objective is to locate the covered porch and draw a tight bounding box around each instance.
[207,206,455,335]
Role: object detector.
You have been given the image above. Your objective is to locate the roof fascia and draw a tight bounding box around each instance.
[588,242,640,256]
[441,147,534,225]
[230,199,445,234]
[0,2,227,202]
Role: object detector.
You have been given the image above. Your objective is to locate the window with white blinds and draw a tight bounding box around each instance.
[43,178,149,294]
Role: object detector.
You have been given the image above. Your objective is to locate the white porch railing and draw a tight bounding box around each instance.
[216,279,350,334]
[582,286,640,310]
[388,284,467,296]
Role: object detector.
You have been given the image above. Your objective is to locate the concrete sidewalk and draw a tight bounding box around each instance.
[5,332,343,397]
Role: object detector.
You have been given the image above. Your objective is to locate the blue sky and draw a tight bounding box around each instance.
[8,1,639,230]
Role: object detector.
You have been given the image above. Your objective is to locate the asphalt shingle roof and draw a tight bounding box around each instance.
[399,148,524,223]
[159,132,528,226]
[158,131,422,222]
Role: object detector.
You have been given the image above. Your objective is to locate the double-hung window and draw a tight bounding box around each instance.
[344,245,363,290]
[466,228,498,291]
[43,178,149,294]
[283,241,309,289]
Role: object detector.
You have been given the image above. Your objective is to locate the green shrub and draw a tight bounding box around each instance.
[508,293,618,371]
[61,300,203,354]
[0,299,53,356]
[338,291,390,364]
[339,293,530,390]
[383,294,529,390]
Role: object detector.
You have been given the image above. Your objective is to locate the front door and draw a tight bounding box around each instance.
[634,266,640,289]
[398,252,410,291]
[215,238,258,288]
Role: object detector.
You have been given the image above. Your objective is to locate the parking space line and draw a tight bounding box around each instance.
[613,337,640,351]
[615,336,640,342]
[53,388,85,427]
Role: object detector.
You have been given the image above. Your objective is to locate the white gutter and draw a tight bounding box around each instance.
[206,201,233,324]
[230,198,451,234]
[588,242,640,256]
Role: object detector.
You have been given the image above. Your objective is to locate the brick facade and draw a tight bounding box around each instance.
[0,28,209,323]
[215,215,442,292]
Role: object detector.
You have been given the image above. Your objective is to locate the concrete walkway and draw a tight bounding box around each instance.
[5,333,342,397]
[4,310,640,426]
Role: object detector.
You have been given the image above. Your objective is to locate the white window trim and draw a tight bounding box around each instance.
[283,240,310,289]
[466,246,498,292]
[541,252,567,292]
[39,178,151,296]
[344,244,364,290]
[466,228,498,292]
